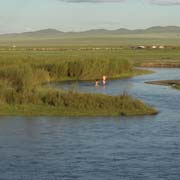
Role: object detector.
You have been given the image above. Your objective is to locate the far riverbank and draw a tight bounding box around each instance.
[145,79,180,90]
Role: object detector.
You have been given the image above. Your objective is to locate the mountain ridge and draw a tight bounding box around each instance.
[1,26,180,38]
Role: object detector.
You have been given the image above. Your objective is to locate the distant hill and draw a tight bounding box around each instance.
[113,26,180,34]
[1,26,180,38]
[69,26,180,35]
[22,29,63,36]
[144,26,180,33]
[1,26,180,47]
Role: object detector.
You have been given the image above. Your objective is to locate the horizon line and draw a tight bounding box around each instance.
[1,25,180,35]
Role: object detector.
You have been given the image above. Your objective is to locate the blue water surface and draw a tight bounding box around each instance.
[0,68,180,180]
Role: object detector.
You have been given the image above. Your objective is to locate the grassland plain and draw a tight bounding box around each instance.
[0,49,159,116]
[1,31,180,47]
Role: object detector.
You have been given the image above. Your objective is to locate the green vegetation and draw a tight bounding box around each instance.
[0,50,135,81]
[0,49,157,116]
[0,92,156,116]
[1,27,180,116]
[175,84,180,90]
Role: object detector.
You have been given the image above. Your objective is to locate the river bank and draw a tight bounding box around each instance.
[0,90,157,116]
[0,50,158,116]
[145,79,180,90]
[139,62,180,90]
[140,62,180,68]
[2,48,180,116]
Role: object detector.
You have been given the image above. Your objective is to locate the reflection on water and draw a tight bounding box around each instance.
[0,68,180,180]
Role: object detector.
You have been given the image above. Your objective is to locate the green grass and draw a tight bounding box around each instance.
[175,84,180,90]
[0,48,160,116]
[0,92,157,116]
[0,33,180,116]
[1,32,180,47]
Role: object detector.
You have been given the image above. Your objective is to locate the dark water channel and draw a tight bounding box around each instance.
[0,68,180,180]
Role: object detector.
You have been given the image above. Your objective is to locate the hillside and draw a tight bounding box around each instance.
[0,26,180,47]
[1,26,180,37]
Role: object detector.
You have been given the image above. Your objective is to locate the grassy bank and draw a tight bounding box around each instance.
[0,49,155,85]
[145,80,180,90]
[0,49,158,116]
[0,92,157,116]
[175,84,180,90]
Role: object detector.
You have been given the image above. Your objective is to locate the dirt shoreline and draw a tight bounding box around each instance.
[145,79,180,88]
[140,62,180,68]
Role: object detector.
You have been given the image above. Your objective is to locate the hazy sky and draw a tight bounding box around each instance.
[0,0,180,33]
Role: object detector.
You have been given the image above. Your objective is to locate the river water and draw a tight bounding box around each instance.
[0,68,180,180]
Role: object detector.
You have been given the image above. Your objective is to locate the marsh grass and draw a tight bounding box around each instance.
[0,49,157,116]
[0,91,157,116]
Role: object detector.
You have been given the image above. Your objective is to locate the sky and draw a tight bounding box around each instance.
[0,0,180,33]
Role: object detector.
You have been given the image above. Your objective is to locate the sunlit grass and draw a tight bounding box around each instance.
[0,49,161,116]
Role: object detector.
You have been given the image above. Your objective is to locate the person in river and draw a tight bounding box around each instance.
[95,79,99,87]
[102,75,107,86]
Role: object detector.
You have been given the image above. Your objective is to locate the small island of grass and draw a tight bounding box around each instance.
[0,90,157,116]
[146,80,180,90]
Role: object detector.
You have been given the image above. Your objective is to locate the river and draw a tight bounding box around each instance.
[0,68,180,180]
